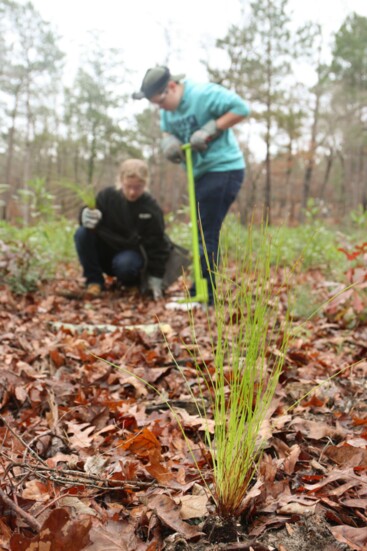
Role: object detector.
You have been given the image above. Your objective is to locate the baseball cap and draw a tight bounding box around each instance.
[132,66,185,100]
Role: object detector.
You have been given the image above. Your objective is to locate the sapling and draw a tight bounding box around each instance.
[187,222,292,518]
[194,222,360,518]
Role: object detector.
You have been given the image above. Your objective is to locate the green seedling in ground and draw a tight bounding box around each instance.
[186,222,292,518]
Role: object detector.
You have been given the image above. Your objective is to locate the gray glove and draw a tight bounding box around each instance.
[147,276,163,300]
[190,119,222,151]
[81,207,102,229]
[161,135,184,164]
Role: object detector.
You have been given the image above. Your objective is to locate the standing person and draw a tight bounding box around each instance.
[133,66,250,305]
[74,158,171,300]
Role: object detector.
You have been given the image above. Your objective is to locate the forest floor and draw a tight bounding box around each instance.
[0,263,366,551]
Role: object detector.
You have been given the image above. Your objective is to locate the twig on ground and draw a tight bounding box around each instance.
[22,430,53,463]
[1,455,157,491]
[0,488,41,532]
[0,415,48,466]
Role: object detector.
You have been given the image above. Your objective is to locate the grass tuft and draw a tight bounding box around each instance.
[189,222,292,518]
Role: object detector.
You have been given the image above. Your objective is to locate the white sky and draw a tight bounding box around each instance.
[21,0,367,86]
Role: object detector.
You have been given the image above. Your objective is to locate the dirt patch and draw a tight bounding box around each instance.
[258,510,349,551]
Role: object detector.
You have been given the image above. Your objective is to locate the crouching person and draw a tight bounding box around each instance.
[74,159,171,300]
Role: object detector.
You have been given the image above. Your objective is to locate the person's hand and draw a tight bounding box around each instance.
[81,207,102,229]
[161,135,184,163]
[147,276,163,300]
[190,119,222,151]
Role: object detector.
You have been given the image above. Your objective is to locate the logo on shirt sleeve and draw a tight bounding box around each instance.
[139,213,152,219]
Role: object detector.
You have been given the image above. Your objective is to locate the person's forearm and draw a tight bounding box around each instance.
[215,112,246,131]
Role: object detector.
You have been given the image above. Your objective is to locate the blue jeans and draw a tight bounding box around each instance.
[74,226,144,287]
[192,169,244,303]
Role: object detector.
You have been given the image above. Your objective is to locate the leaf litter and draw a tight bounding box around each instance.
[0,265,366,550]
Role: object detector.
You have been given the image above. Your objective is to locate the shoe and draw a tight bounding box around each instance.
[85,283,103,297]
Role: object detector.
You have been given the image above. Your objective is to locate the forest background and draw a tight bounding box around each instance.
[0,0,367,227]
[1,2,367,549]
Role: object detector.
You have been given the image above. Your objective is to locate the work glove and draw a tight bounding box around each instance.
[190,119,222,152]
[161,135,184,164]
[81,207,102,229]
[147,276,163,300]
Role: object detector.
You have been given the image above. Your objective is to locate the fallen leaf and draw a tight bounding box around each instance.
[122,428,161,457]
[84,454,109,475]
[341,498,367,510]
[66,421,95,449]
[57,496,97,516]
[21,480,50,502]
[149,494,203,539]
[302,469,367,494]
[177,494,208,519]
[289,417,341,440]
[283,444,301,475]
[330,525,367,550]
[10,508,91,551]
[146,449,173,484]
[325,445,367,467]
[85,519,148,551]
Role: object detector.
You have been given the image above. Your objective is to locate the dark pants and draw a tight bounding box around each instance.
[192,169,244,303]
[74,226,144,287]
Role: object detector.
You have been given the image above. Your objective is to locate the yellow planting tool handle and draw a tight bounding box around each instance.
[180,143,208,304]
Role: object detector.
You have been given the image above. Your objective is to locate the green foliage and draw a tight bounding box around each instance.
[349,204,367,229]
[16,178,57,221]
[0,219,76,293]
[60,181,96,208]
[0,184,9,209]
[0,0,64,185]
[302,197,327,222]
[165,207,192,249]
[220,214,343,273]
[187,223,292,517]
[289,283,321,320]
[64,33,131,185]
[331,13,367,90]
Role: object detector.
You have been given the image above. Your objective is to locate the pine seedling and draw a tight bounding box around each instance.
[190,222,292,518]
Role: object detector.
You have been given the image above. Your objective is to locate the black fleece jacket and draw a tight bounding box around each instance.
[90,187,171,278]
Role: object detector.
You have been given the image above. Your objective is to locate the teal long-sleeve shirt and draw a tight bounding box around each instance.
[160,79,250,179]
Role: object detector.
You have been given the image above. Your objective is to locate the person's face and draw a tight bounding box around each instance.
[149,81,182,111]
[120,176,146,202]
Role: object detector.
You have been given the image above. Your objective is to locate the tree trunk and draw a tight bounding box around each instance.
[336,149,346,217]
[300,90,320,222]
[283,139,293,222]
[319,149,334,200]
[88,126,97,186]
[1,85,22,220]
[264,123,271,224]
[264,28,272,224]
[22,80,32,226]
[5,88,21,189]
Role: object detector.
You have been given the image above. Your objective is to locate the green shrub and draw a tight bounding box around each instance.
[0,220,76,293]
